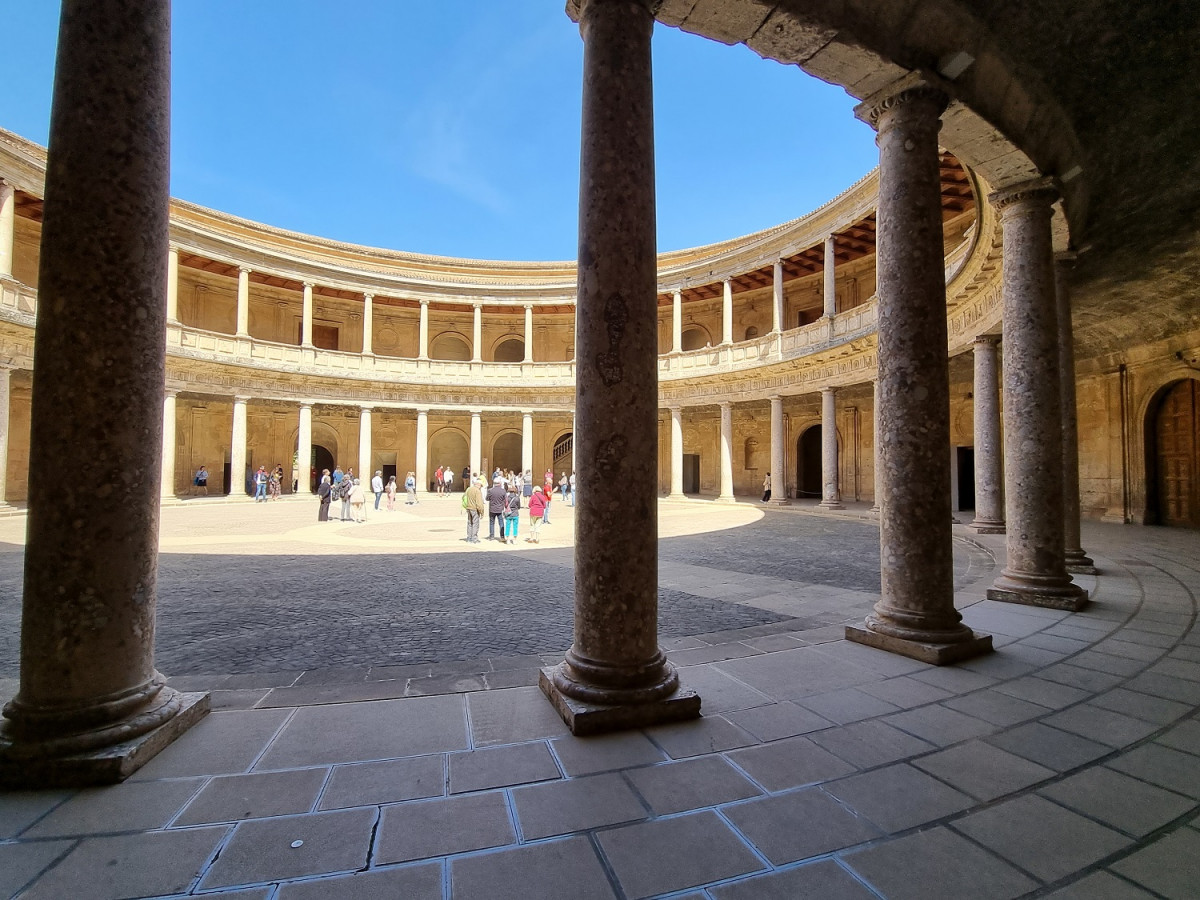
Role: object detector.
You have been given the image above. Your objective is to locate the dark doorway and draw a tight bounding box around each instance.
[1152,379,1200,527]
[683,454,700,494]
[957,446,976,512]
[222,462,232,496]
[382,464,398,487]
[798,427,822,499]
[311,444,335,492]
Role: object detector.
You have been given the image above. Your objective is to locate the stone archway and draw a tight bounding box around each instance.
[429,428,469,492]
[1148,378,1200,527]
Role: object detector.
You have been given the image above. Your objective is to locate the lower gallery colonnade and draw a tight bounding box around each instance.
[0,0,1195,790]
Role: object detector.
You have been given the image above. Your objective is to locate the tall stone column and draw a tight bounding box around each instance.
[471,303,482,363]
[230,396,248,496]
[362,293,374,356]
[987,179,1086,610]
[235,266,250,338]
[869,378,881,513]
[769,396,786,504]
[0,366,11,505]
[669,406,684,498]
[469,410,481,478]
[418,300,430,360]
[541,0,698,735]
[522,411,534,475]
[160,390,177,499]
[771,260,784,333]
[524,304,534,362]
[819,387,844,509]
[297,402,313,494]
[415,408,429,493]
[301,282,314,348]
[0,179,14,279]
[358,406,373,483]
[671,289,682,352]
[823,234,837,318]
[166,246,179,324]
[722,278,733,344]
[718,402,734,501]
[968,335,1005,533]
[0,0,206,787]
[845,73,992,664]
[1056,256,1097,574]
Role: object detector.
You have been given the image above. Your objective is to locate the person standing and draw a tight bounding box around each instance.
[762,472,771,503]
[385,475,397,511]
[332,465,344,486]
[371,470,384,511]
[541,472,553,525]
[443,466,454,495]
[463,476,485,544]
[434,465,444,496]
[194,464,209,496]
[569,471,576,506]
[317,470,332,521]
[559,471,571,507]
[487,476,507,540]
[340,472,354,521]
[349,478,367,523]
[405,471,417,505]
[254,466,268,502]
[528,486,548,543]
[504,483,521,544]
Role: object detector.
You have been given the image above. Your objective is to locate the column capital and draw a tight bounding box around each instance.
[988,176,1059,213]
[973,333,1001,347]
[164,388,179,399]
[521,409,535,417]
[523,303,533,311]
[299,400,315,410]
[362,291,374,301]
[853,70,951,131]
[167,242,181,254]
[301,280,315,289]
[359,404,374,412]
[237,265,252,275]
[719,400,732,411]
[472,302,483,311]
[233,394,251,404]
[419,298,430,307]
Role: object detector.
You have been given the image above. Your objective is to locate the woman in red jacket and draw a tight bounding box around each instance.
[527,486,548,543]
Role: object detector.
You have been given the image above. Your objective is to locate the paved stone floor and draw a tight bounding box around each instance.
[1,498,1198,899]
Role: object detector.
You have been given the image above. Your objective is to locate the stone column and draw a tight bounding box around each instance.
[230,396,248,497]
[166,246,179,323]
[770,395,787,504]
[524,304,534,362]
[297,402,313,494]
[418,300,429,360]
[301,282,314,348]
[1056,256,1097,574]
[967,335,1005,533]
[823,234,837,318]
[718,402,734,501]
[819,387,844,509]
[358,406,373,484]
[160,390,177,499]
[772,260,784,333]
[0,179,14,279]
[0,367,10,505]
[845,73,992,664]
[0,0,206,787]
[235,266,250,338]
[987,179,1086,610]
[869,379,881,513]
[669,406,684,498]
[541,0,697,735]
[671,289,682,352]
[469,410,482,478]
[415,408,429,493]
[471,303,482,363]
[522,411,534,476]
[722,278,733,344]
[361,293,374,356]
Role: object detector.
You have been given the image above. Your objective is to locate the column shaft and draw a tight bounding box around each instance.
[301,283,314,348]
[671,289,682,352]
[718,402,734,501]
[472,304,482,363]
[418,301,429,360]
[845,75,991,664]
[820,387,844,508]
[968,336,1005,532]
[524,305,534,362]
[771,261,784,333]
[823,234,837,318]
[469,411,482,478]
[236,267,250,337]
[0,180,14,279]
[362,293,374,355]
[522,412,534,475]
[1056,258,1096,573]
[415,409,429,493]
[1,0,206,786]
[230,397,248,496]
[160,391,177,498]
[0,368,11,504]
[770,396,786,504]
[869,379,880,512]
[669,407,684,497]
[297,403,313,495]
[541,0,697,734]
[166,246,179,323]
[987,180,1086,610]
[359,407,372,482]
[722,278,733,344]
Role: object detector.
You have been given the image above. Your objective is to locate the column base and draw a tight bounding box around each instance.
[1065,550,1098,575]
[768,497,791,507]
[538,667,700,737]
[666,492,687,501]
[0,691,209,788]
[716,494,736,503]
[819,500,845,510]
[845,624,993,665]
[987,574,1088,611]
[966,520,1006,534]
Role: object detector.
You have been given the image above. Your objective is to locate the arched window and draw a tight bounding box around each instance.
[681,326,709,351]
[744,326,759,341]
[493,338,524,362]
[430,333,471,361]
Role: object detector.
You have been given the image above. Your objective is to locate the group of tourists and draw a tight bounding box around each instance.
[252,465,286,502]
[313,466,422,521]
[456,466,575,545]
[431,465,470,496]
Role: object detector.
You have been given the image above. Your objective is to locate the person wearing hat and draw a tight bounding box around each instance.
[371,470,384,511]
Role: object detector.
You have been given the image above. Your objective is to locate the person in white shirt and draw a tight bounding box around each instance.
[371,471,384,511]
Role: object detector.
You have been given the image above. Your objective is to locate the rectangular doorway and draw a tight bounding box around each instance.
[955,446,976,512]
[683,454,700,494]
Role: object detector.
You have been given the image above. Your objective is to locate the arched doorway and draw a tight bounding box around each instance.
[492,432,522,474]
[553,432,573,473]
[493,338,524,362]
[311,445,335,492]
[431,332,471,361]
[429,428,469,492]
[1150,378,1200,527]
[797,426,822,499]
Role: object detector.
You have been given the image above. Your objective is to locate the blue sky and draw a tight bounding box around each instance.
[0,1,878,261]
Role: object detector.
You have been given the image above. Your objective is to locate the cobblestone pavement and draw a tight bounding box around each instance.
[0,498,981,681]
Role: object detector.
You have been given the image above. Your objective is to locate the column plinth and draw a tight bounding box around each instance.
[986,179,1086,611]
[845,74,992,664]
[540,0,698,735]
[0,0,208,787]
[968,335,1006,533]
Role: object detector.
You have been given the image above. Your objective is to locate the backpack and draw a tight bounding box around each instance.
[461,490,470,510]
